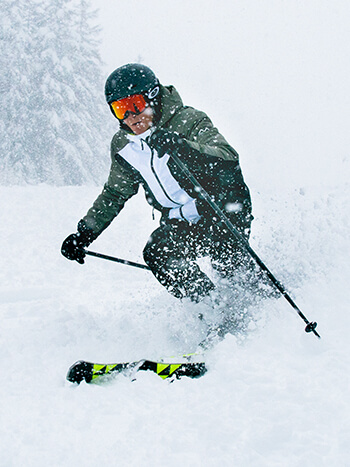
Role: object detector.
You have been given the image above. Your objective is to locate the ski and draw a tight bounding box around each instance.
[66,359,207,384]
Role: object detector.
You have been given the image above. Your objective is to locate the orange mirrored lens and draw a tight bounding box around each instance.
[110,94,147,120]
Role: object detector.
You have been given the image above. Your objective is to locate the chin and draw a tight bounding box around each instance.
[135,124,153,135]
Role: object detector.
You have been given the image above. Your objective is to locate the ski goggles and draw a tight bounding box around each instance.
[110,94,147,120]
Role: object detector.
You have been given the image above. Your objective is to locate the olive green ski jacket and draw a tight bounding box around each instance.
[80,85,251,238]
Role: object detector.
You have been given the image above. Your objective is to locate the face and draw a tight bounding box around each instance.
[123,106,154,135]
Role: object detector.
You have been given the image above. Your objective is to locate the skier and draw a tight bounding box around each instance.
[61,63,254,303]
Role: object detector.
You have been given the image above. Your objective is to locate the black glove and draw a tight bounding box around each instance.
[147,129,191,158]
[61,222,95,264]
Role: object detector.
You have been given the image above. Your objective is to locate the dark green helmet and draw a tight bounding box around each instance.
[105,63,160,104]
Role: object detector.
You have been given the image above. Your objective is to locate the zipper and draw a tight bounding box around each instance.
[150,149,182,206]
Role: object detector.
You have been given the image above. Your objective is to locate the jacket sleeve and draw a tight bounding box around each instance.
[80,153,140,237]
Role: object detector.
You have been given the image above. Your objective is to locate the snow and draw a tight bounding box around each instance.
[2,0,350,465]
[1,182,349,466]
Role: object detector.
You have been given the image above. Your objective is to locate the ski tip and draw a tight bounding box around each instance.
[66,361,93,384]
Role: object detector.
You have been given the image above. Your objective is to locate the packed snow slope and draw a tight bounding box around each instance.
[0,182,349,466]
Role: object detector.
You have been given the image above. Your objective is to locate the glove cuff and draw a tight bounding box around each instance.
[77,220,98,246]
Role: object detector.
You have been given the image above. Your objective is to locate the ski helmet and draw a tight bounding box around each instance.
[105,63,160,105]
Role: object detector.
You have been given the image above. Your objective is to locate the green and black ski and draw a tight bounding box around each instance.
[67,359,207,384]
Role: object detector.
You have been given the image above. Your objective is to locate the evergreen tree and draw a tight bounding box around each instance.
[0,0,115,185]
[0,0,29,180]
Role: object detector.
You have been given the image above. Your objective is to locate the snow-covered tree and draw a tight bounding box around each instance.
[0,0,115,185]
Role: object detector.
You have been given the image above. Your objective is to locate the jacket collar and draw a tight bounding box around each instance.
[157,85,184,127]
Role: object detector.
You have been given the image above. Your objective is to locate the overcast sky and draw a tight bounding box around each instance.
[97,0,350,190]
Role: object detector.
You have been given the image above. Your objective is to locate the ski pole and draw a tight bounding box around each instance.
[170,153,320,339]
[84,249,151,271]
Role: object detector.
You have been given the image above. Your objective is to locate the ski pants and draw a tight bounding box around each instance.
[143,214,253,302]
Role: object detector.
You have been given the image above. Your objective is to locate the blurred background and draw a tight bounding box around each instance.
[1,0,349,190]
